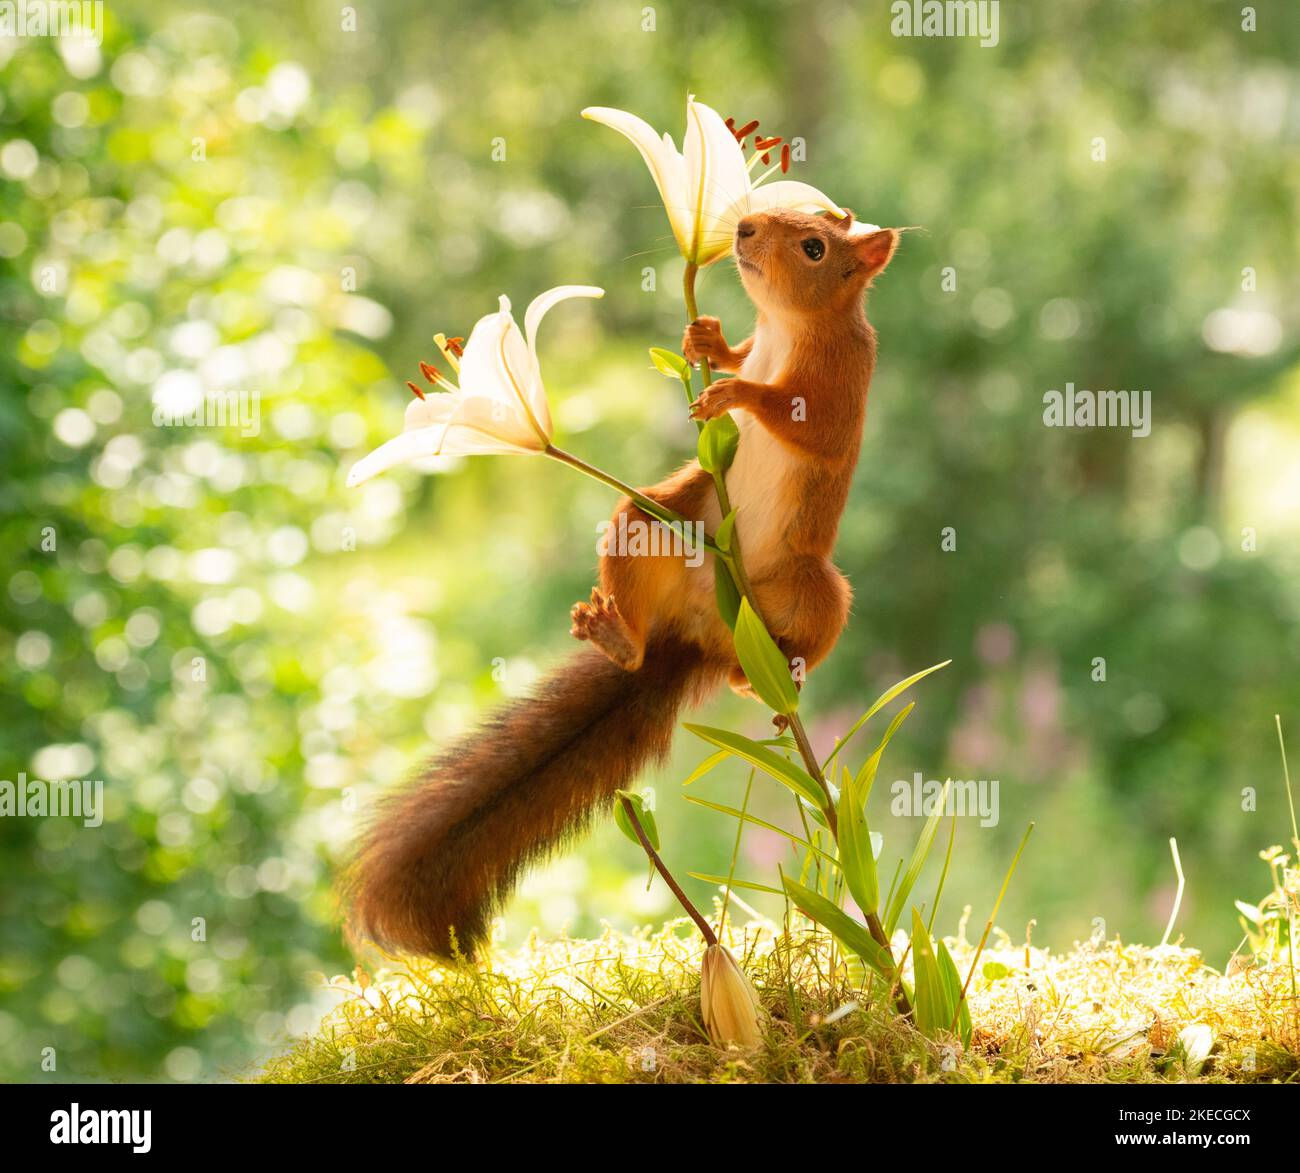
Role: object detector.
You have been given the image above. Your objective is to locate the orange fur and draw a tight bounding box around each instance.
[348,638,723,958]
[587,209,899,692]
[348,210,899,958]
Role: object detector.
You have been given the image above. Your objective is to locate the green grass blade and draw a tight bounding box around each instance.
[936,938,972,1048]
[927,811,957,936]
[885,779,951,935]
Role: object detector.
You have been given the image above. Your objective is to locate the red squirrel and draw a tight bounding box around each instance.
[349,209,900,958]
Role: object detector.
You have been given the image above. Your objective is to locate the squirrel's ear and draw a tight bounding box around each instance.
[853,228,899,281]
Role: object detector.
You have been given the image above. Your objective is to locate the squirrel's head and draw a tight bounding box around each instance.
[732,209,899,318]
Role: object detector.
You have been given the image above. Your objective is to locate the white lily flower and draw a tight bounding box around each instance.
[582,95,843,266]
[346,285,603,487]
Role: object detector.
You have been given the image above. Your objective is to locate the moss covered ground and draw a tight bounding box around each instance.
[259,916,1298,1085]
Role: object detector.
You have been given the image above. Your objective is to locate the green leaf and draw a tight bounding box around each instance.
[928,811,957,936]
[823,660,951,771]
[683,794,840,865]
[936,938,972,1047]
[853,701,914,802]
[837,766,879,917]
[684,724,824,810]
[682,750,729,786]
[648,347,689,379]
[910,907,958,1041]
[613,789,659,851]
[733,598,799,715]
[714,558,741,629]
[688,872,783,896]
[715,509,737,553]
[982,961,1011,982]
[697,413,740,474]
[782,876,895,981]
[684,737,798,786]
[885,779,951,935]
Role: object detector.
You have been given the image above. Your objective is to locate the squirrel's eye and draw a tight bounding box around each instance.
[801,238,825,261]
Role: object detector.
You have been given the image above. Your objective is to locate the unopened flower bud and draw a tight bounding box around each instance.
[700,945,762,1048]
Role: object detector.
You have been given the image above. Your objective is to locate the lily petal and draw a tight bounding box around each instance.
[348,403,544,485]
[843,217,884,237]
[456,298,540,436]
[583,106,689,251]
[720,180,845,226]
[522,284,602,433]
[523,284,604,356]
[428,394,544,455]
[346,426,449,487]
[403,393,455,432]
[684,98,751,261]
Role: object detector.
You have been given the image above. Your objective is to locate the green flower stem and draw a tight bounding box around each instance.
[681,264,824,797]
[683,261,711,394]
[618,795,717,946]
[683,261,908,1018]
[544,444,722,557]
[682,265,747,606]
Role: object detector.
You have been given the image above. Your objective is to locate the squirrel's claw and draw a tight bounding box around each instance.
[683,316,726,366]
[689,382,736,421]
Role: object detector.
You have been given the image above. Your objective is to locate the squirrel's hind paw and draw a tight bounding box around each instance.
[570,589,643,672]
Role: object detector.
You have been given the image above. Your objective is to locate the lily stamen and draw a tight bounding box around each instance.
[433,332,463,372]
[754,135,783,166]
[415,359,457,393]
[725,116,760,145]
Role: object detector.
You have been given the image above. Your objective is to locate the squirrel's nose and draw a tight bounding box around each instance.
[736,218,758,239]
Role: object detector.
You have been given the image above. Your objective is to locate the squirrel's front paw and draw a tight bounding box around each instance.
[688,381,738,421]
[683,316,728,366]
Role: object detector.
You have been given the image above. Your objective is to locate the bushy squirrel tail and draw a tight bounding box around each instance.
[346,636,720,958]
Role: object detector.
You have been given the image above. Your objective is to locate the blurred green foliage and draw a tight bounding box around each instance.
[1,0,1297,1082]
